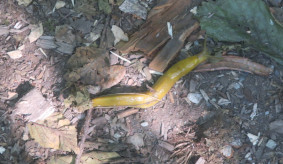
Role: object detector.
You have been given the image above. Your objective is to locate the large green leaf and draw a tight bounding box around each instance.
[196,0,283,65]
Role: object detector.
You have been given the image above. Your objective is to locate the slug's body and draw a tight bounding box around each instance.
[93,44,210,108]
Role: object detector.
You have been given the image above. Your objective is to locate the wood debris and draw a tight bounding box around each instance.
[117,0,202,72]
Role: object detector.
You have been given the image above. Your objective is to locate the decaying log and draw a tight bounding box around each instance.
[116,0,202,61]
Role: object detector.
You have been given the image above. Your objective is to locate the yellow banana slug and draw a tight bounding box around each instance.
[92,45,210,108]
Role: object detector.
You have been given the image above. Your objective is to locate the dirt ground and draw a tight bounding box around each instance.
[0,0,283,163]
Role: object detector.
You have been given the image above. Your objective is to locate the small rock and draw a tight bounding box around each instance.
[0,146,5,154]
[247,132,260,146]
[114,133,122,139]
[231,138,242,148]
[266,139,277,150]
[187,93,203,104]
[220,145,234,158]
[86,85,101,95]
[7,92,18,100]
[55,1,66,9]
[128,79,134,85]
[269,120,283,134]
[141,122,149,127]
[119,0,147,20]
[195,157,206,164]
[127,133,144,150]
[7,50,22,59]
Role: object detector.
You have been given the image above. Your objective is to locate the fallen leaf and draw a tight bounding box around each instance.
[102,65,126,89]
[111,25,128,45]
[196,0,283,65]
[48,151,119,164]
[28,112,79,153]
[29,23,43,43]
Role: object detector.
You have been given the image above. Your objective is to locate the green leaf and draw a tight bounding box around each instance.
[196,0,283,65]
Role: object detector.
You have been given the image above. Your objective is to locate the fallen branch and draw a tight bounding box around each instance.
[193,56,273,76]
[75,108,93,164]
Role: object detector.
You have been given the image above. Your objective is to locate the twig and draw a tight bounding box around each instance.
[110,51,131,64]
[75,108,93,164]
[117,108,139,119]
[194,56,273,76]
[99,15,110,48]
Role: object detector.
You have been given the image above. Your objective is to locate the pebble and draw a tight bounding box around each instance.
[231,138,242,148]
[187,93,203,104]
[141,122,149,127]
[195,157,206,164]
[220,145,234,158]
[114,133,122,139]
[266,139,277,150]
[0,146,5,154]
[7,92,18,100]
[247,132,260,146]
[119,0,147,20]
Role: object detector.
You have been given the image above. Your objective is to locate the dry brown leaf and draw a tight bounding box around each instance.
[102,65,126,89]
[64,47,110,86]
[28,112,79,153]
[48,151,120,164]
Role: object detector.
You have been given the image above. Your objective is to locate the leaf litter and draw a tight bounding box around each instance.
[27,112,79,153]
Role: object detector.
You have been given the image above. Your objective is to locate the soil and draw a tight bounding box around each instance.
[0,0,283,163]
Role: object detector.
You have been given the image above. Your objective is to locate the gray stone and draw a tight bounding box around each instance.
[119,0,147,20]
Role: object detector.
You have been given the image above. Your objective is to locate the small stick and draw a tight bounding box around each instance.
[75,108,93,164]
[194,56,273,76]
[117,108,139,119]
[110,51,131,64]
[38,48,48,58]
